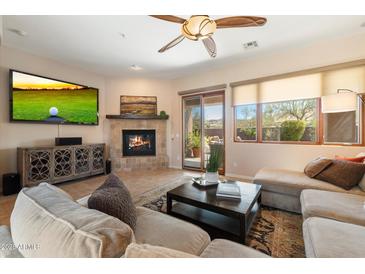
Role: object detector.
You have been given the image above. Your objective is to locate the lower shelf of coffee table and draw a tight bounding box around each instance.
[168,202,259,244]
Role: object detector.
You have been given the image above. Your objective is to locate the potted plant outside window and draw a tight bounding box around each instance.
[187,131,201,158]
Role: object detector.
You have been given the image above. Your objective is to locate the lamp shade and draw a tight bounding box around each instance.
[321,93,357,113]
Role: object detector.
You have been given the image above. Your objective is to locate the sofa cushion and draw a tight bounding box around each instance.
[88,174,137,231]
[10,183,134,258]
[200,239,269,258]
[253,168,365,197]
[303,217,365,258]
[77,194,90,207]
[0,226,23,258]
[124,243,197,258]
[134,207,210,256]
[301,189,365,226]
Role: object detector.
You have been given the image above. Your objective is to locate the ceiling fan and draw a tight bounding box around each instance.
[151,15,267,58]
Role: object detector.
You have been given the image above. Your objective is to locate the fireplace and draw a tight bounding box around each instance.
[122,129,156,157]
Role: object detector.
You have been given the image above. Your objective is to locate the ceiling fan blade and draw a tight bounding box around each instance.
[202,37,217,58]
[216,16,267,28]
[150,15,186,24]
[158,35,185,53]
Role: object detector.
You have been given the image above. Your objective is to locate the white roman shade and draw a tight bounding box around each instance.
[322,66,365,95]
[321,93,358,113]
[232,73,322,106]
[232,83,258,106]
[259,74,322,103]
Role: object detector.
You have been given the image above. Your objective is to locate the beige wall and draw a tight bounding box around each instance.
[171,32,365,179]
[0,46,107,190]
[104,77,174,163]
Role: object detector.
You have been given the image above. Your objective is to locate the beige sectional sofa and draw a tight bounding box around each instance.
[0,183,268,258]
[253,167,365,258]
[301,189,365,258]
[253,168,365,213]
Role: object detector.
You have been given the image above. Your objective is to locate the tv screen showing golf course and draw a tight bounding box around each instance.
[10,70,99,125]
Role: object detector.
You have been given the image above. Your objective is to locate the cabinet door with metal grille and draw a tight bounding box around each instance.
[75,146,91,175]
[91,145,105,174]
[53,147,73,182]
[26,149,52,186]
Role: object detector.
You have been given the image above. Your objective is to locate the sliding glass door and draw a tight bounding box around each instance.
[203,94,225,173]
[183,96,202,169]
[182,91,225,173]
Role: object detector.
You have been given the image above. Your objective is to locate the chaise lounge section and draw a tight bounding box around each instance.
[301,189,365,258]
[253,168,365,213]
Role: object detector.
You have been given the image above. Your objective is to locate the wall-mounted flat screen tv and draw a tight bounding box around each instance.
[9,70,99,125]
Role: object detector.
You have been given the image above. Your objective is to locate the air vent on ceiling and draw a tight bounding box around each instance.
[243,41,258,50]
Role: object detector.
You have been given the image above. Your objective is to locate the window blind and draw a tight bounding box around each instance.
[232,65,365,106]
[322,66,365,95]
[232,84,258,106]
[232,74,321,106]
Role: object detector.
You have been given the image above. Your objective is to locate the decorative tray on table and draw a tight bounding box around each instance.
[191,176,222,187]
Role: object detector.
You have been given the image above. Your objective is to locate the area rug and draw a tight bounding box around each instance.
[142,194,305,258]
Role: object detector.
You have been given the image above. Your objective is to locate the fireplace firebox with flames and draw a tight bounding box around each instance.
[122,129,156,156]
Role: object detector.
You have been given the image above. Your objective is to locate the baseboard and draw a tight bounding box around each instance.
[225,173,254,182]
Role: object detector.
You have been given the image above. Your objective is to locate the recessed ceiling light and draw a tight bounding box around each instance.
[130,65,143,71]
[119,32,126,38]
[7,28,27,36]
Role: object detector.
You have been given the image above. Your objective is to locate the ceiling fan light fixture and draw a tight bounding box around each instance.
[181,15,216,41]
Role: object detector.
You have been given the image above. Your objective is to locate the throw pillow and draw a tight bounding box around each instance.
[88,173,137,230]
[335,155,365,163]
[315,159,365,190]
[304,157,333,178]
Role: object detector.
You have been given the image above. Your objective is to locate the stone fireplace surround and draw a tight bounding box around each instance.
[108,118,168,171]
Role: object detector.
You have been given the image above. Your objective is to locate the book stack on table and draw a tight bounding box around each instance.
[216,183,241,200]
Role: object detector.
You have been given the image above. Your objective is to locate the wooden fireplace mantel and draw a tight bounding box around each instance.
[106,114,168,120]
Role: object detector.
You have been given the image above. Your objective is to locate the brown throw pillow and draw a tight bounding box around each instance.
[304,157,333,178]
[88,173,137,230]
[315,160,365,190]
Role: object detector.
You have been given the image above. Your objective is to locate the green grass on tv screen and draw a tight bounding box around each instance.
[12,89,98,124]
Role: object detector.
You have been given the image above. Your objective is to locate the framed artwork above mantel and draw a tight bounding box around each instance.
[120,95,157,117]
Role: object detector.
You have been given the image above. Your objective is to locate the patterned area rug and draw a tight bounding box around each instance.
[143,194,305,258]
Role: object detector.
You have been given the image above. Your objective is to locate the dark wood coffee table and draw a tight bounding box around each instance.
[166,181,262,244]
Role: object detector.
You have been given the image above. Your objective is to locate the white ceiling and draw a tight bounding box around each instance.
[3,15,365,79]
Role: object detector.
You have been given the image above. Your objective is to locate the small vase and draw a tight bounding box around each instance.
[205,171,219,183]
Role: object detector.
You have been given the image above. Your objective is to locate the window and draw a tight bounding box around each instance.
[235,104,257,141]
[323,104,361,144]
[321,67,364,144]
[232,63,365,145]
[262,98,318,142]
